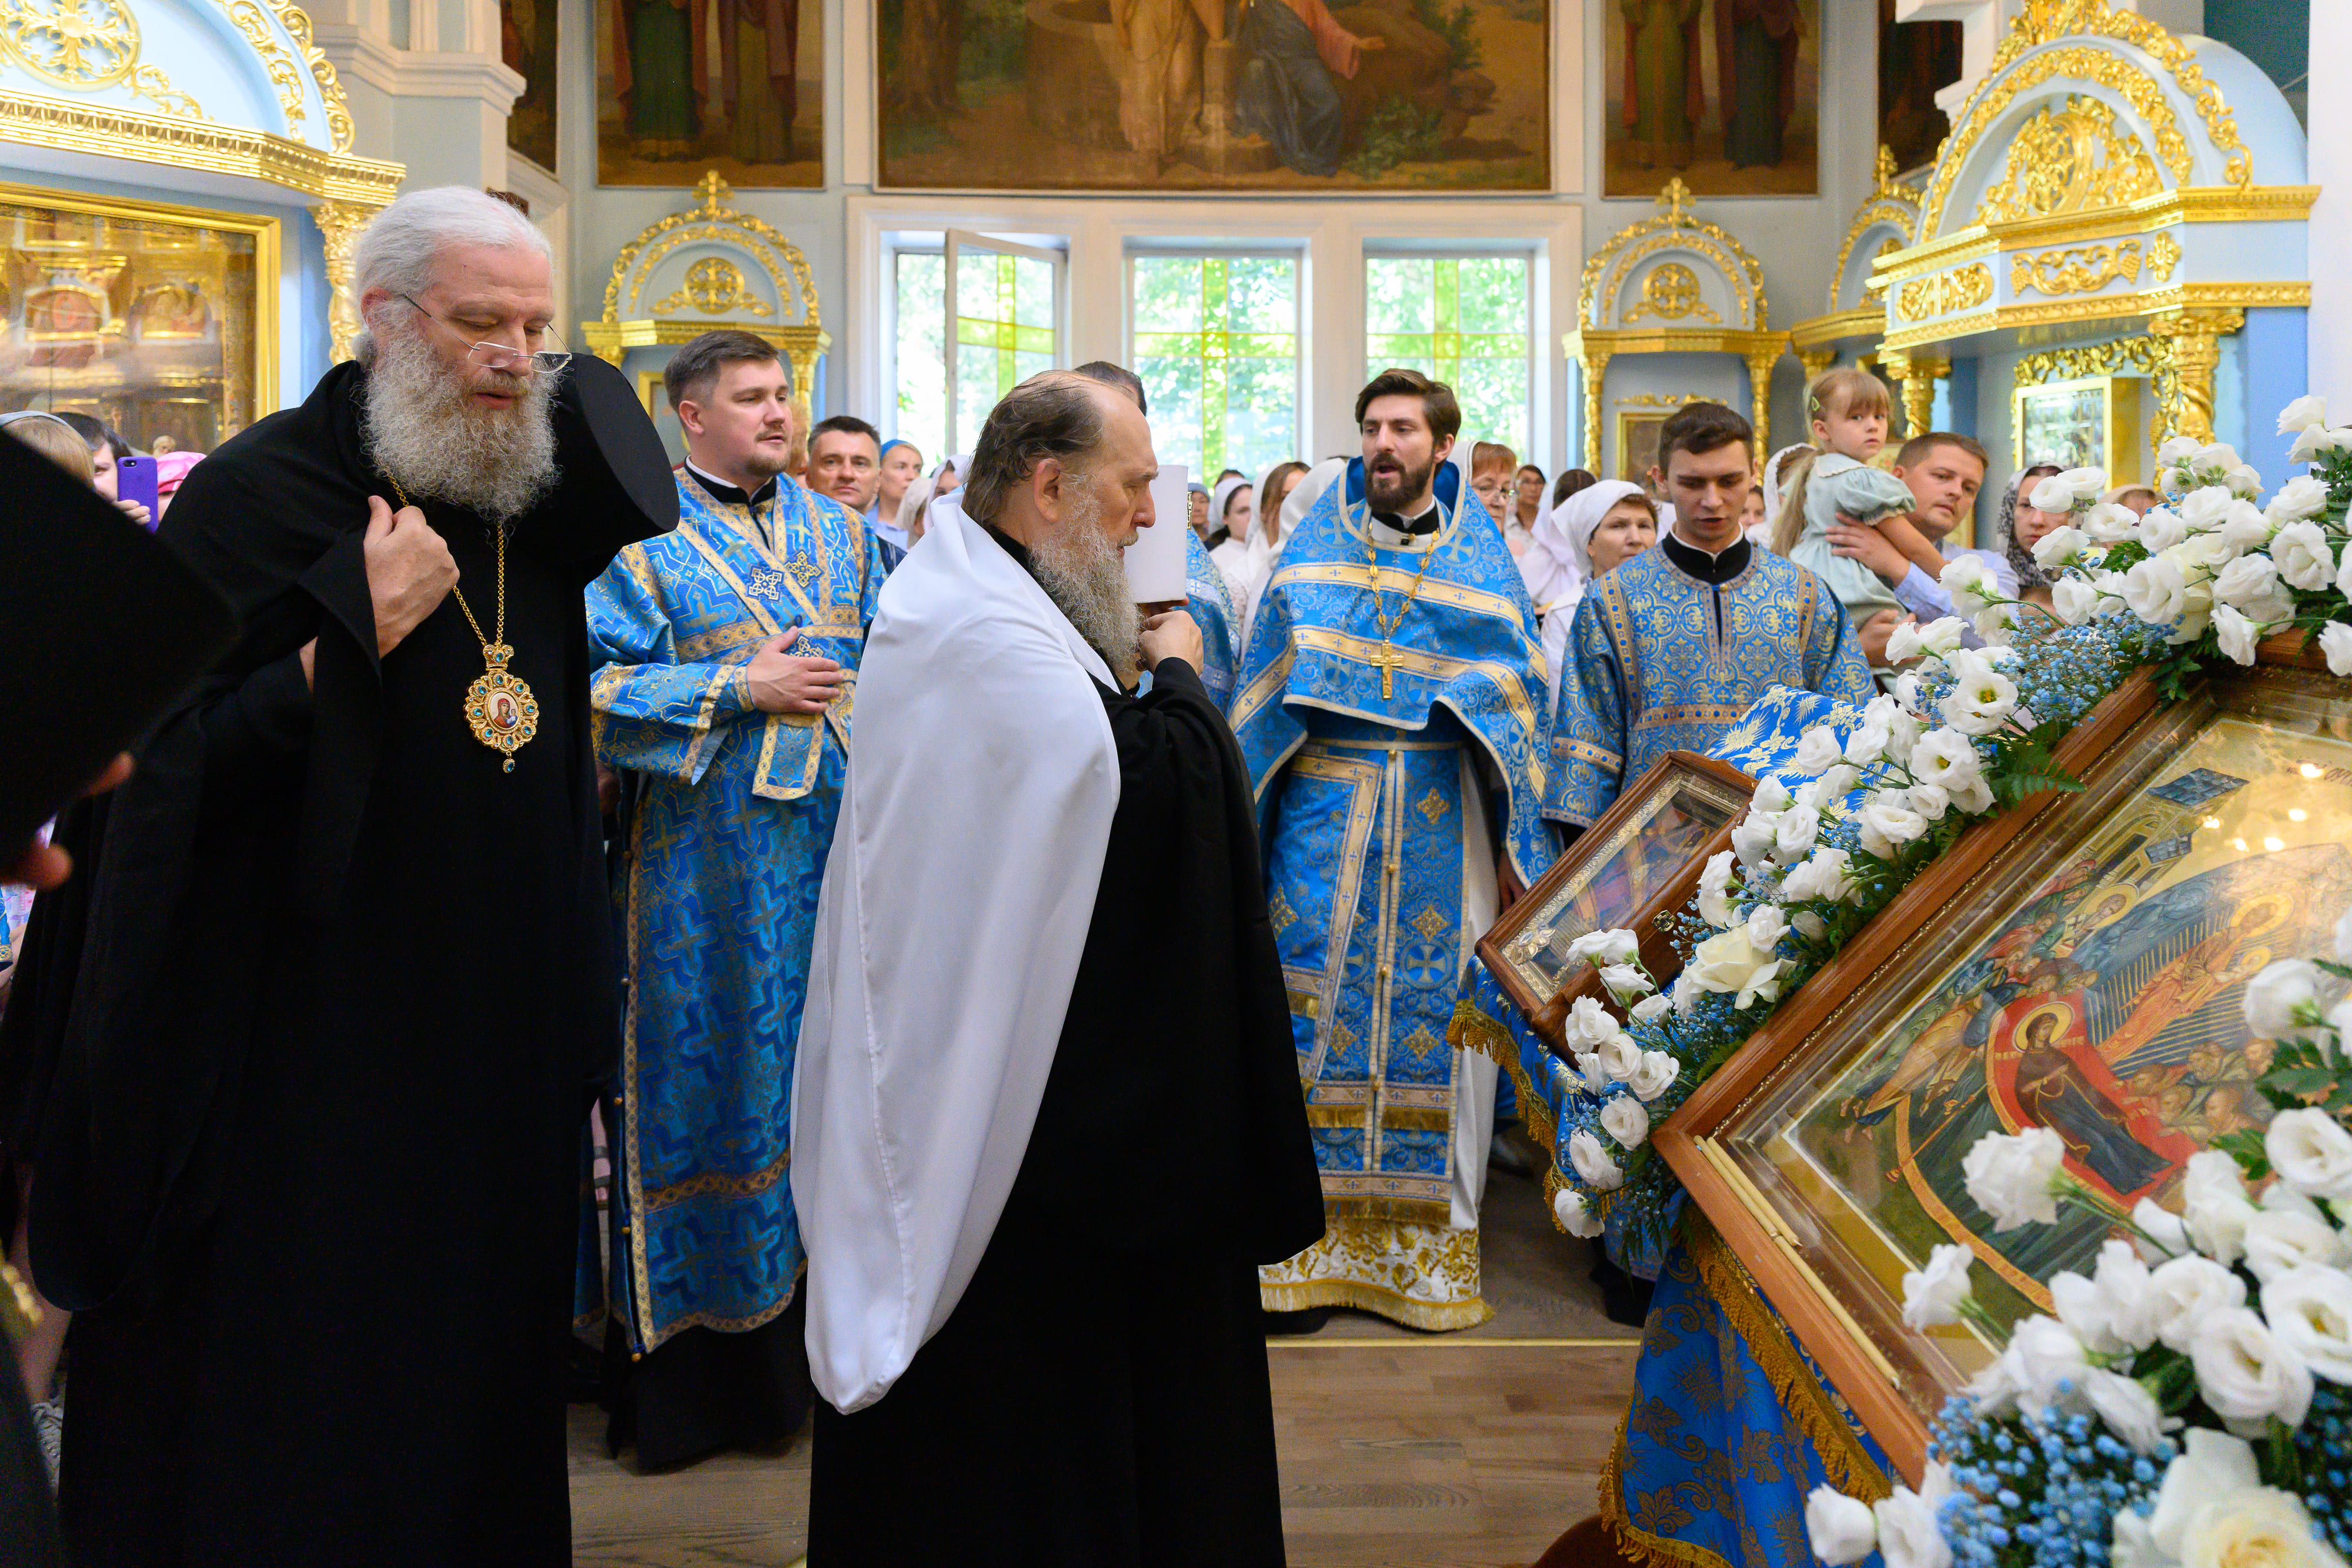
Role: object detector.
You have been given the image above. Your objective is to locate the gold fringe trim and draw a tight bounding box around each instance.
[1258,1275,1494,1331]
[1686,1219,1892,1503]
[1599,1412,1736,1568]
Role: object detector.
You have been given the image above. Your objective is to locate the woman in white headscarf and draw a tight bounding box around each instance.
[895,472,940,546]
[1237,456,1346,647]
[1534,479,1658,712]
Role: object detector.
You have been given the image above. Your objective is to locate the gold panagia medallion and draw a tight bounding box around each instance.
[465,643,539,771]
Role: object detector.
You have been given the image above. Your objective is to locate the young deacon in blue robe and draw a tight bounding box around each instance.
[1551,400,1876,829]
[1232,369,1556,1330]
[583,331,883,1466]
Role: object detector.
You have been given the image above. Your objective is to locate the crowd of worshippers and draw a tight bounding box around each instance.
[0,182,2097,1568]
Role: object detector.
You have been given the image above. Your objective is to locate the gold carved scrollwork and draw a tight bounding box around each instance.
[0,0,139,87]
[313,198,368,364]
[1579,177,1769,330]
[2010,239,2141,297]
[1974,95,2162,227]
[653,255,774,317]
[1895,263,1992,323]
[2147,306,2243,447]
[1623,261,1718,324]
[2013,333,2171,458]
[2146,231,2180,282]
[1987,0,2252,190]
[602,172,821,329]
[213,0,308,139]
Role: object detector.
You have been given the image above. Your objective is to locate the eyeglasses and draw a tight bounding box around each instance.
[401,295,570,376]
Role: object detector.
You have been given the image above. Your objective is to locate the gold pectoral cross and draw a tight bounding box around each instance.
[1371,641,1407,699]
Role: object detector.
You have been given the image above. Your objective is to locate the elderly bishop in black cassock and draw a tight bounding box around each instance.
[8,187,674,1566]
[792,370,1325,1564]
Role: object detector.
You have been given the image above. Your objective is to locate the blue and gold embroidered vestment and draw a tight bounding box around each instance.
[1230,460,1555,1328]
[584,471,881,1353]
[1550,543,1875,827]
[1186,527,1241,704]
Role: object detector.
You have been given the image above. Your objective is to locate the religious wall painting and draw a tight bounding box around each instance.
[1661,666,2352,1475]
[2014,373,2143,484]
[1602,0,1819,197]
[0,185,273,452]
[504,0,560,172]
[1478,751,1750,1048]
[874,0,1547,191]
[1876,0,1959,176]
[596,0,823,186]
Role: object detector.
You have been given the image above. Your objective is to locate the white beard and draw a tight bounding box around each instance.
[1030,487,1140,688]
[361,322,559,523]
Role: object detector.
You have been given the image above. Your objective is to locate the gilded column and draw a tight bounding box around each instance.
[1580,349,1611,474]
[1796,347,1835,383]
[1879,347,1946,439]
[1745,348,1782,466]
[313,199,372,365]
[2149,307,2244,446]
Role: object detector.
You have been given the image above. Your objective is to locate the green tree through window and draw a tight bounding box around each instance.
[1365,256,1531,457]
[894,251,947,460]
[1132,255,1299,483]
[954,246,1055,453]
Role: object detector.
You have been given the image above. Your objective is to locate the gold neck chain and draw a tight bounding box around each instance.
[384,475,504,653]
[1356,501,1441,698]
[379,476,539,768]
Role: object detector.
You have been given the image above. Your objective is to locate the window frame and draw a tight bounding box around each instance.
[1359,248,1539,460]
[881,227,1070,456]
[1123,245,1306,485]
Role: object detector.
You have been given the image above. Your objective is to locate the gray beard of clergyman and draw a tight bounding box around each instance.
[360,319,560,524]
[1028,484,1142,689]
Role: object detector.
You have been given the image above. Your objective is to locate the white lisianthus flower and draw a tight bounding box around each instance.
[2262,1263,2352,1383]
[1552,1186,1605,1238]
[2177,486,2234,529]
[1670,970,1701,1015]
[1915,616,1966,656]
[2264,473,2330,523]
[1960,1125,2066,1231]
[2139,506,2191,553]
[1743,902,1788,951]
[2083,500,2140,543]
[1885,619,1927,665]
[2181,1149,2259,1268]
[1566,1129,1623,1191]
[2008,1313,2092,1409]
[2339,544,2352,604]
[2148,1430,2261,1561]
[1812,764,1861,805]
[2189,1306,2314,1427]
[1842,720,1893,767]
[1974,604,2017,644]
[1892,670,1927,712]
[1909,728,1994,814]
[1688,926,1776,1002]
[2083,1369,2173,1456]
[1593,1029,1644,1083]
[1939,554,1994,602]
[2241,1208,2350,1284]
[2265,1106,2352,1201]
[2244,958,2321,1039]
[2092,569,2133,614]
[2289,423,2333,463]
[2058,466,2107,504]
[1599,963,1653,1002]
[2213,603,2261,665]
[2271,520,2337,591]
[2193,441,2242,473]
[1964,1346,2025,1417]
[2225,463,2263,499]
[2030,474,2076,514]
[2122,552,2193,626]
[1567,927,1642,968]
[1791,910,1826,941]
[2166,530,2236,573]
[1779,847,1856,905]
[1899,1242,1974,1330]
[2090,1237,2162,1349]
[1600,1095,1650,1150]
[2219,499,2276,553]
[2111,1507,2164,1568]
[1627,1048,1679,1101]
[1872,1464,1956,1568]
[1571,1049,1611,1094]
[1565,995,1617,1048]
[1789,725,1845,775]
[1772,803,1823,863]
[2149,1253,2249,1353]
[1751,776,1792,815]
[1857,798,1929,860]
[1729,814,1778,874]
[2321,622,2352,677]
[1630,991,1672,1025]
[1938,660,2019,736]
[2051,575,2100,626]
[1906,780,1952,821]
[1696,848,1738,927]
[2277,394,2327,433]
[1804,1487,1879,1567]
[2158,434,2201,466]
[2181,1486,2345,1568]
[2032,524,2089,569]
[2213,551,2284,610]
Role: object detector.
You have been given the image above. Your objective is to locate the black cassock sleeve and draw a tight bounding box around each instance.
[1009,658,1325,1265]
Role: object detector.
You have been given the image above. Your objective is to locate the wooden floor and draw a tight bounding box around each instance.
[569,1165,1639,1567]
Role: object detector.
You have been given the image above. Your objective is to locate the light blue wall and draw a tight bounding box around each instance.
[2239,306,2310,481]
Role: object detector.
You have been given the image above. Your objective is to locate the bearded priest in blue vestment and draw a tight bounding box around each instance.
[1551,401,1875,830]
[1232,369,1555,1330]
[584,331,883,1466]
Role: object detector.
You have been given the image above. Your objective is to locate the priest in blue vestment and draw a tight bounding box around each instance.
[584,330,884,1466]
[1551,400,1875,828]
[1232,369,1555,1330]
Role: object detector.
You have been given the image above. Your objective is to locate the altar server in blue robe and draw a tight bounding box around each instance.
[584,329,883,1467]
[1232,369,1555,1331]
[1551,400,1875,829]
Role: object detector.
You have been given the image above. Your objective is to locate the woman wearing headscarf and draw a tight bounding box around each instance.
[1531,480,1657,714]
[1212,460,1305,620]
[872,439,924,552]
[1236,456,1346,647]
[894,472,939,548]
[2000,460,2064,614]
[1205,474,1250,551]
